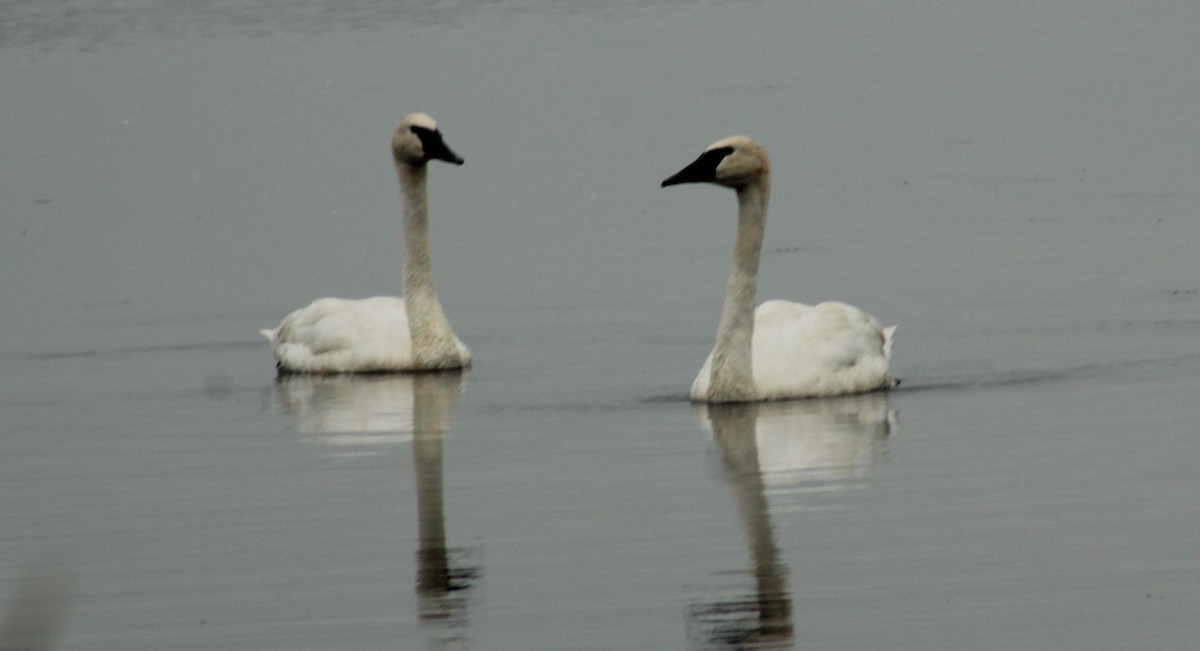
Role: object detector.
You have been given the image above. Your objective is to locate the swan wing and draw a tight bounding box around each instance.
[267,296,415,373]
[752,300,893,399]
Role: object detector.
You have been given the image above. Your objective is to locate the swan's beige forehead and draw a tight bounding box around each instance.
[707,135,755,151]
[402,112,439,131]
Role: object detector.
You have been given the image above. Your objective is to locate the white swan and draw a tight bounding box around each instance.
[261,113,471,374]
[662,135,895,402]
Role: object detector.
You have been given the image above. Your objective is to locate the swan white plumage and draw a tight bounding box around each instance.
[261,113,471,374]
[662,135,896,402]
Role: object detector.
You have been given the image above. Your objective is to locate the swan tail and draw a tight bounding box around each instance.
[882,325,897,361]
[882,325,899,388]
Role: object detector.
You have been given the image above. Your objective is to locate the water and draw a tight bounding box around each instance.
[2,1,1199,649]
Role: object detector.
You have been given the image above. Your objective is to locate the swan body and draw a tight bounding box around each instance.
[262,113,471,374]
[260,296,471,374]
[662,135,895,402]
[691,299,895,401]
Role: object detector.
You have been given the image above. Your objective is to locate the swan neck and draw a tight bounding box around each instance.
[398,162,458,364]
[400,164,436,300]
[709,181,769,402]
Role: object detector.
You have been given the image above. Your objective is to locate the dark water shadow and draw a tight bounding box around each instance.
[2,0,692,52]
[3,0,492,51]
[26,339,260,362]
[687,394,894,649]
[897,351,1200,394]
[0,553,77,651]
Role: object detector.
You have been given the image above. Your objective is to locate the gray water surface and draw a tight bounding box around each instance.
[3,1,1199,649]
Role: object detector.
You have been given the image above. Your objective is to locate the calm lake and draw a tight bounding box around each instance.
[2,1,1198,649]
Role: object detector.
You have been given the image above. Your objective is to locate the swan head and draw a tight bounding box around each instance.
[661,135,769,190]
[392,113,464,167]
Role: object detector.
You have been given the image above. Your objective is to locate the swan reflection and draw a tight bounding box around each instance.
[689,394,894,649]
[270,375,419,454]
[407,373,480,629]
[269,372,479,636]
[699,392,894,509]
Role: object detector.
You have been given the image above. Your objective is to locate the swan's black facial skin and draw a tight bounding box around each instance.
[411,125,465,165]
[661,146,735,187]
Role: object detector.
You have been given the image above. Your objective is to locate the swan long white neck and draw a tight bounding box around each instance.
[708,178,770,402]
[399,163,460,368]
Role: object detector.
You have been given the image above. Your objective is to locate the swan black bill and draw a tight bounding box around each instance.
[431,147,464,166]
[412,126,465,165]
[661,146,734,187]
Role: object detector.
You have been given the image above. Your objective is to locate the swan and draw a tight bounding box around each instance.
[662,135,895,402]
[261,113,471,374]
